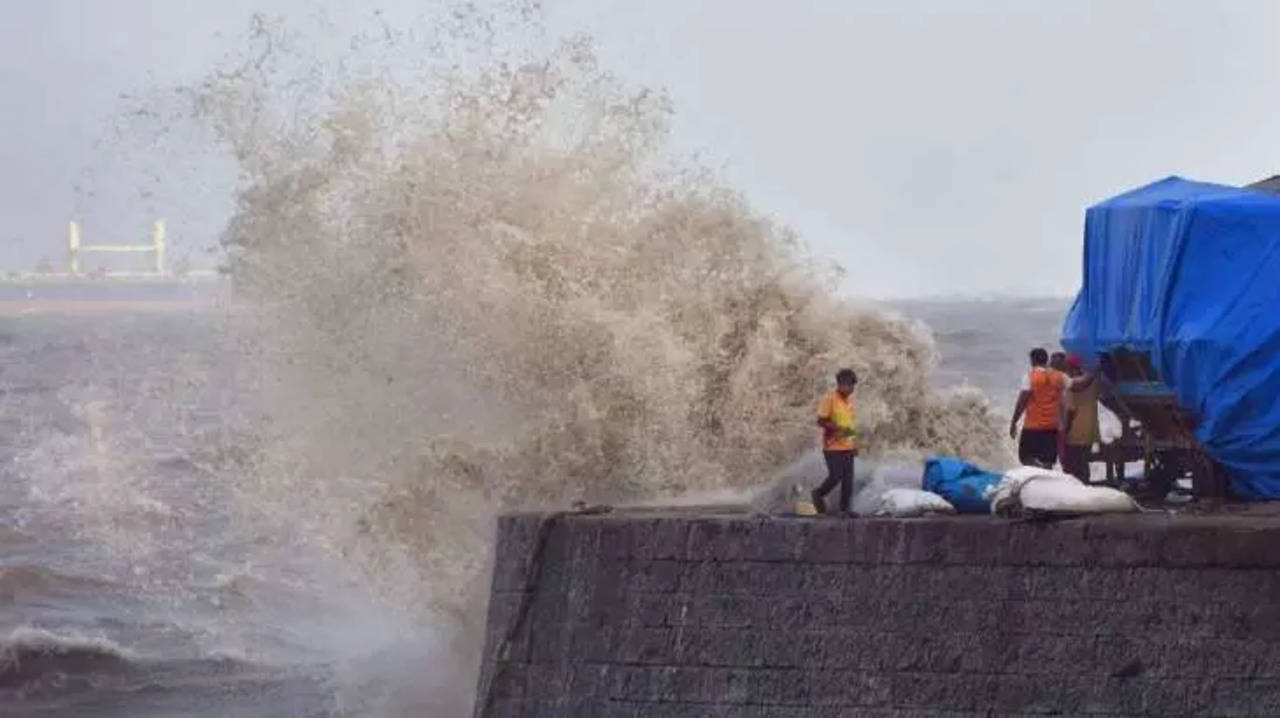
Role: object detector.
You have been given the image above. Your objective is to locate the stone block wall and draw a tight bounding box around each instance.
[474,511,1280,716]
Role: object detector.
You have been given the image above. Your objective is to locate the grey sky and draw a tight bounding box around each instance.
[3,1,1279,297]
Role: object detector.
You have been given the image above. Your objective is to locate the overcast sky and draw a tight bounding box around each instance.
[3,1,1279,297]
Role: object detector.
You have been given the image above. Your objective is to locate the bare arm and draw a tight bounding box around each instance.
[1009,390,1030,439]
[1069,372,1097,392]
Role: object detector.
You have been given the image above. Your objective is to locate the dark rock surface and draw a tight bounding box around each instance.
[474,509,1280,716]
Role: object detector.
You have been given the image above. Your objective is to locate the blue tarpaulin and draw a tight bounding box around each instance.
[922,456,1001,513]
[1061,176,1280,499]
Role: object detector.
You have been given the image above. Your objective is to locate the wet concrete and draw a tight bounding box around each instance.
[475,509,1280,716]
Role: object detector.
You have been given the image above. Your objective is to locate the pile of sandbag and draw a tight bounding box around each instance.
[988,466,1138,517]
[789,454,1138,519]
[861,456,1139,518]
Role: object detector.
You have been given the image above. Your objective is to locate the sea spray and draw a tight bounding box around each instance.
[16,6,1006,715]
[196,7,1005,707]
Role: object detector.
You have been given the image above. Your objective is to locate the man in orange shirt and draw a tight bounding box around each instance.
[1009,347,1067,468]
[812,369,858,515]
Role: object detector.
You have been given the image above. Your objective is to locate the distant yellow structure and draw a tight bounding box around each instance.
[68,220,167,278]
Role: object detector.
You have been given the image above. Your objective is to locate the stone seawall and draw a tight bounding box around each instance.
[473,510,1280,717]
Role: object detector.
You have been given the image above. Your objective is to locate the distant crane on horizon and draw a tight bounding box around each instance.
[5,221,217,281]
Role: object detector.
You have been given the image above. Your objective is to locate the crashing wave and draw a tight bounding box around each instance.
[0,627,137,688]
[14,5,1008,714]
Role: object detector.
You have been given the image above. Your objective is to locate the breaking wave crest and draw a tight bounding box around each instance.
[189,6,1007,710]
[0,627,137,689]
[195,5,1004,609]
[18,5,1007,714]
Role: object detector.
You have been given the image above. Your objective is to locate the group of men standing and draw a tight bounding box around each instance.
[808,352,1106,517]
[1009,348,1102,480]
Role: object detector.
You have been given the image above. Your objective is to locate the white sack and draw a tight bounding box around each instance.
[989,466,1138,517]
[873,488,956,518]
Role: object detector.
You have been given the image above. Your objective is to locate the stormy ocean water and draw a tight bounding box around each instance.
[0,295,1069,717]
[1,6,1084,716]
[0,306,316,717]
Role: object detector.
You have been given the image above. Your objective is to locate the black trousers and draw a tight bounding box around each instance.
[814,450,855,513]
[1018,428,1058,468]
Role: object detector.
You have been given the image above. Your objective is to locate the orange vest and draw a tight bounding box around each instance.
[1025,368,1066,431]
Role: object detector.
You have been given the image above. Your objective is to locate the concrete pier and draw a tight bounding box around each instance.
[474,509,1280,716]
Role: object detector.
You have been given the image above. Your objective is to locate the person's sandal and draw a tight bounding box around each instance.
[810,489,827,515]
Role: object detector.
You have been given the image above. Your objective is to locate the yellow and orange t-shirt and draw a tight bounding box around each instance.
[817,390,856,451]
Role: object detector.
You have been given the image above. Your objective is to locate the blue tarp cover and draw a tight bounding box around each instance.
[1061,176,1280,499]
[923,456,1001,513]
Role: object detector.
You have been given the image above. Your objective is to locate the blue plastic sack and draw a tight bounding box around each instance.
[922,456,1001,514]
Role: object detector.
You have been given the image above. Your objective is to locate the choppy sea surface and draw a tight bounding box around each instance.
[0,294,1069,717]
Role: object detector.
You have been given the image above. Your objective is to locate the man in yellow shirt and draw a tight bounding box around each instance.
[1061,354,1102,481]
[812,369,858,515]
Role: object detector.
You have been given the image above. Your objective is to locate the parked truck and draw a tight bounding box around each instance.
[1062,175,1280,501]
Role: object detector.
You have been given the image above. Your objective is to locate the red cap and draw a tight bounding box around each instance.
[1066,354,1083,368]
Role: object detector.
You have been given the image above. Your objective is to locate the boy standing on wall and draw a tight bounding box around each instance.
[813,369,858,515]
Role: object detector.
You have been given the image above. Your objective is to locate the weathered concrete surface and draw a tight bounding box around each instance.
[474,510,1280,716]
